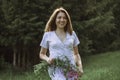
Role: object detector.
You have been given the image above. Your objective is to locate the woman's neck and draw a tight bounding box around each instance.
[55,28,65,34]
[55,28,66,42]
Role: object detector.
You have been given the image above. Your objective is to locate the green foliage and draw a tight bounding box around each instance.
[34,61,49,79]
[34,56,80,79]
[0,51,120,80]
[0,0,50,47]
[81,51,120,80]
[0,56,12,70]
[111,0,120,51]
[0,56,4,69]
[0,0,52,68]
[0,0,120,69]
[78,0,117,54]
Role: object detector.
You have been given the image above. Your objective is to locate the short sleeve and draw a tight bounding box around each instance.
[40,32,49,49]
[73,31,80,47]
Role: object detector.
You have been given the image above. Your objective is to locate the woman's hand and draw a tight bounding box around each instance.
[78,66,83,77]
[47,58,54,64]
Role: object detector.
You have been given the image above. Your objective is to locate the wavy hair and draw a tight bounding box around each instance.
[44,7,73,35]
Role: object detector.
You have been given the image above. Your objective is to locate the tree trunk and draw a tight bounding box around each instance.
[22,48,26,68]
[13,47,17,66]
[26,53,30,68]
[18,52,21,67]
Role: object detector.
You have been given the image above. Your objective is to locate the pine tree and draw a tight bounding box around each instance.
[111,0,120,50]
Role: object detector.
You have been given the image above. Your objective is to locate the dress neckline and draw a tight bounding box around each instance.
[54,31,67,44]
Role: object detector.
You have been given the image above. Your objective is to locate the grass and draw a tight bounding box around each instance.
[81,51,120,80]
[0,68,50,80]
[0,51,120,80]
[0,69,33,80]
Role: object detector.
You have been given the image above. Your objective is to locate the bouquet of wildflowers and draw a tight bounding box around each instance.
[34,60,50,79]
[34,56,80,79]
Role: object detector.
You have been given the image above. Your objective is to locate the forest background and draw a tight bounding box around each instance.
[0,0,120,70]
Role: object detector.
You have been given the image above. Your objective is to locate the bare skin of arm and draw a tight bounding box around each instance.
[73,46,83,76]
[39,47,54,64]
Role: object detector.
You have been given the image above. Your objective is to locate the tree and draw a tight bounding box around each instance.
[0,0,52,68]
[111,0,120,50]
[74,0,116,54]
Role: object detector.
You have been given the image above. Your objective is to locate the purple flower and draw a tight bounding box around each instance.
[66,70,79,79]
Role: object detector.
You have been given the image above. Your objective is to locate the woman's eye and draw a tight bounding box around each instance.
[63,16,67,19]
[58,17,61,19]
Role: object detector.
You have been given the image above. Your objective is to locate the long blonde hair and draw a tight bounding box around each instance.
[44,7,73,35]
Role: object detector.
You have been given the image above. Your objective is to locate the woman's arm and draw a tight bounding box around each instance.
[39,47,53,64]
[73,46,83,75]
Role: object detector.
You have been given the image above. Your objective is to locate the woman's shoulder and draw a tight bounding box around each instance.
[71,31,78,38]
[44,31,54,36]
[72,31,76,35]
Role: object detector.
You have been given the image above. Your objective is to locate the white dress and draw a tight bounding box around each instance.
[40,31,80,80]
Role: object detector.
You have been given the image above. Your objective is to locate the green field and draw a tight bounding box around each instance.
[81,51,120,80]
[0,51,120,80]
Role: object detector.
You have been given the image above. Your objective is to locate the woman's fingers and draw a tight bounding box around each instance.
[47,58,54,64]
[77,67,83,77]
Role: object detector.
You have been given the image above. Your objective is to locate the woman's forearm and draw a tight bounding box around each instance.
[74,53,83,73]
[76,54,82,66]
[39,48,49,62]
[40,53,49,62]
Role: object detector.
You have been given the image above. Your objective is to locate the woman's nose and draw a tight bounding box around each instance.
[60,18,64,21]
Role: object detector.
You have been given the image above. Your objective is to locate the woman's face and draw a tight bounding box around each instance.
[55,11,67,29]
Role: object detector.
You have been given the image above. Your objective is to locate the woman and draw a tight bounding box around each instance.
[39,7,83,80]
